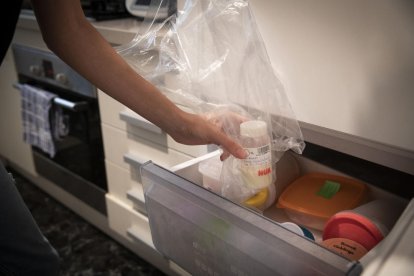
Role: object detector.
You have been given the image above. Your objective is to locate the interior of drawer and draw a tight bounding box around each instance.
[170,149,410,263]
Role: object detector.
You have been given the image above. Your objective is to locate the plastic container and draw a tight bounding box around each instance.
[322,212,383,253]
[198,154,222,194]
[281,222,315,241]
[239,120,272,190]
[322,199,406,253]
[277,173,367,230]
[321,238,368,261]
[349,199,405,236]
[198,154,275,211]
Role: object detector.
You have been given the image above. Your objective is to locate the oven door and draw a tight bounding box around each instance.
[15,82,108,215]
[34,91,105,187]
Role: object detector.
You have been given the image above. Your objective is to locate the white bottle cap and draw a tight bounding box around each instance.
[240,120,268,138]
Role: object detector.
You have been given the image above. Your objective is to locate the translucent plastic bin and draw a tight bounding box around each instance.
[140,150,411,275]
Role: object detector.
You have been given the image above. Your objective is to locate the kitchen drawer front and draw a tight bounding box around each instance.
[98,90,208,157]
[106,194,154,249]
[106,194,191,276]
[105,159,147,214]
[120,109,208,158]
[98,90,127,131]
[141,162,360,276]
[102,123,194,171]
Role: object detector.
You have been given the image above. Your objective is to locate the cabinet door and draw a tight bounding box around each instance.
[141,162,361,276]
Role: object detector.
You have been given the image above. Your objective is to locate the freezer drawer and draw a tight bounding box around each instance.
[141,161,362,276]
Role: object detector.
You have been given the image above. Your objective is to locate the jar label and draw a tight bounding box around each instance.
[241,144,272,189]
[321,238,368,261]
[243,144,271,165]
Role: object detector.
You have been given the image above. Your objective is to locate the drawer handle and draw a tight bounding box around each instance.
[127,188,147,215]
[119,110,162,134]
[13,83,88,111]
[123,152,148,167]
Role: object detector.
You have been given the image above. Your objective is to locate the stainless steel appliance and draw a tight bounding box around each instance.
[12,44,108,214]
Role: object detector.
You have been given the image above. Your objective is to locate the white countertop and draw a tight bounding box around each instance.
[17,10,159,46]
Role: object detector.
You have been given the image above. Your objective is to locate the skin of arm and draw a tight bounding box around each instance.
[30,0,246,160]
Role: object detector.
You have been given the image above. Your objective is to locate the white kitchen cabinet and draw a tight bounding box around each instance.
[97,61,413,275]
[98,86,208,274]
[248,0,414,153]
[98,89,208,209]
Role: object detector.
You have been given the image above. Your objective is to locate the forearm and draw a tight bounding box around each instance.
[30,0,185,135]
[30,0,246,159]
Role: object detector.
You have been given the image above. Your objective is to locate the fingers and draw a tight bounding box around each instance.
[212,130,247,160]
[175,112,247,160]
[220,150,230,161]
[200,112,247,160]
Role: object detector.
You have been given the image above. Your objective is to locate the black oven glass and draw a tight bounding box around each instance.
[50,102,106,188]
[23,79,107,191]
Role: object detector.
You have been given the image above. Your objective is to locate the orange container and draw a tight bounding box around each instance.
[277,173,367,230]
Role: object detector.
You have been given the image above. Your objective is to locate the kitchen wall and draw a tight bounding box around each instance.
[248,0,414,152]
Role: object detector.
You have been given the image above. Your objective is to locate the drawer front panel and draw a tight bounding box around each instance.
[102,123,194,170]
[98,91,208,157]
[98,91,127,131]
[105,160,146,213]
[119,109,208,157]
[106,194,153,249]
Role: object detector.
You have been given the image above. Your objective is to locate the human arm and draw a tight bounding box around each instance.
[30,0,246,159]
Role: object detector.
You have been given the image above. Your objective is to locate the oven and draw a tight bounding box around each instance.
[12,44,108,214]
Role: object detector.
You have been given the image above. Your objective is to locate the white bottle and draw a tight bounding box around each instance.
[239,120,272,190]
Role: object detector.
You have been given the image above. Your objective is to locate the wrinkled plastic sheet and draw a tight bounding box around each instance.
[117,0,305,202]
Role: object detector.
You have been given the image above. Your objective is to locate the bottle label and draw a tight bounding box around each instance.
[243,144,271,166]
[241,144,272,189]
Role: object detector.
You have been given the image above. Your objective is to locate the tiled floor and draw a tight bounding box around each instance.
[11,168,166,276]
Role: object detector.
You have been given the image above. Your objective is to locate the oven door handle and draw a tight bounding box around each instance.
[13,82,88,112]
[53,97,88,111]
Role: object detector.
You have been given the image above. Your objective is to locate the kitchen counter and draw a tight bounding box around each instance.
[17,10,161,46]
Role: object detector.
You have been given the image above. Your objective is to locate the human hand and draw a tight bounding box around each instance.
[168,110,248,160]
[201,109,249,160]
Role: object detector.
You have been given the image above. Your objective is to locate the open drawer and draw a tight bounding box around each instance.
[140,147,413,276]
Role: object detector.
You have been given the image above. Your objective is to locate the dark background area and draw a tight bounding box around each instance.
[11,167,166,276]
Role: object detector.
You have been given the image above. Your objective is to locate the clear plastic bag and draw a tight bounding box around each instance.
[116,0,305,203]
